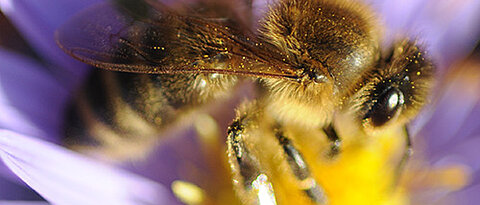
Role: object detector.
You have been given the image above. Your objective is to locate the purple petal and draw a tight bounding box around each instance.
[0,0,101,88]
[0,202,49,205]
[125,92,243,189]
[0,130,179,205]
[0,48,69,142]
[0,159,43,197]
[439,176,480,205]
[126,128,207,187]
[0,171,43,200]
[373,0,480,69]
[420,65,480,163]
[435,137,480,173]
[414,61,480,204]
[425,0,480,68]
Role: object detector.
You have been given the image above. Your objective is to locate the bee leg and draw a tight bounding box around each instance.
[322,124,342,159]
[274,128,329,204]
[393,126,413,187]
[227,117,277,205]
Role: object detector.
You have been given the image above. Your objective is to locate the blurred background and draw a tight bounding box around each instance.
[0,0,479,204]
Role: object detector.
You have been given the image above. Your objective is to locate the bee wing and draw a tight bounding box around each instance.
[56,0,298,79]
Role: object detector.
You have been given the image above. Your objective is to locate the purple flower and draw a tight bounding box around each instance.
[0,0,179,204]
[0,0,479,204]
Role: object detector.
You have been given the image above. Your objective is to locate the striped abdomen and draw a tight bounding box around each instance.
[64,69,237,159]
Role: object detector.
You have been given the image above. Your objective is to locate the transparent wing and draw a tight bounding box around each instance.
[56,0,298,79]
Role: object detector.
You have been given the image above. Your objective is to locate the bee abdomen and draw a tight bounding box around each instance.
[64,70,186,159]
[64,69,236,159]
[63,71,156,158]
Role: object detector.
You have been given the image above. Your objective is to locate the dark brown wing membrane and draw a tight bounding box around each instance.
[56,0,297,79]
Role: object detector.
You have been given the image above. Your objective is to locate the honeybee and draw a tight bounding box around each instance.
[57,0,434,204]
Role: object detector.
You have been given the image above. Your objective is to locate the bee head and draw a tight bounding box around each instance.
[349,40,435,128]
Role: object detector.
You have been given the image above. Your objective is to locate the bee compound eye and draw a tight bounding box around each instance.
[367,87,404,127]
